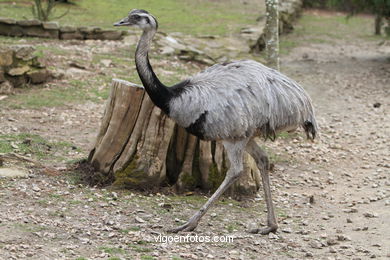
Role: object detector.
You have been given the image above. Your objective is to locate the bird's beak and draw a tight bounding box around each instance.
[114,17,131,26]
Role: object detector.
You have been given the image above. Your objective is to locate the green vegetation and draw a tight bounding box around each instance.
[140,256,155,260]
[280,11,379,52]
[128,244,152,253]
[3,79,110,109]
[304,0,390,18]
[99,246,126,255]
[31,0,69,21]
[0,0,263,36]
[0,133,78,159]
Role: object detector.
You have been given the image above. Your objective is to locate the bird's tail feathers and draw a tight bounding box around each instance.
[303,118,318,141]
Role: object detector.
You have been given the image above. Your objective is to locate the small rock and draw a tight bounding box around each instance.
[100,59,112,67]
[268,233,279,239]
[32,185,41,192]
[363,212,378,218]
[8,66,30,76]
[42,22,59,30]
[337,234,351,241]
[327,238,339,246]
[135,216,145,223]
[309,240,323,249]
[281,228,292,233]
[158,203,172,209]
[247,223,259,234]
[27,69,49,84]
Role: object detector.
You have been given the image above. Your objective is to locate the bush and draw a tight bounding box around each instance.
[31,0,69,21]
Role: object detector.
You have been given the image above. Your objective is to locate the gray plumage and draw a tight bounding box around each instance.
[114,9,318,234]
[170,60,317,140]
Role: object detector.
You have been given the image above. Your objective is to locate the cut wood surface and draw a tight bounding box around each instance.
[88,79,262,195]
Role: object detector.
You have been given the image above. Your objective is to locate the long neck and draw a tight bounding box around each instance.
[135,29,172,114]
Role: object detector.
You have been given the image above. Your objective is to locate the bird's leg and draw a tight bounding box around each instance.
[168,139,247,233]
[246,139,278,235]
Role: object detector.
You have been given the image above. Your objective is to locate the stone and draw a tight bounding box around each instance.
[0,81,13,94]
[100,59,112,67]
[160,46,175,55]
[0,48,14,66]
[7,75,26,88]
[0,167,29,178]
[27,69,49,84]
[60,31,84,40]
[17,20,42,26]
[12,45,35,60]
[135,216,145,223]
[78,27,94,34]
[32,185,41,192]
[100,30,123,40]
[0,17,17,25]
[60,26,76,33]
[0,70,5,82]
[7,66,30,76]
[363,212,378,218]
[0,24,24,37]
[42,22,59,30]
[22,26,59,38]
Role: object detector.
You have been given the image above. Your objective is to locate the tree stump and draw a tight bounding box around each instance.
[88,79,262,196]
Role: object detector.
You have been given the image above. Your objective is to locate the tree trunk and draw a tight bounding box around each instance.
[265,0,280,70]
[375,15,382,35]
[87,79,262,196]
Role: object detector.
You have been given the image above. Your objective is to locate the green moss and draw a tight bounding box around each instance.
[113,157,159,189]
[179,171,197,189]
[113,158,141,188]
[208,162,227,192]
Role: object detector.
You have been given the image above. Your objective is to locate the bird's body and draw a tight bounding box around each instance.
[169,60,316,141]
[114,9,318,234]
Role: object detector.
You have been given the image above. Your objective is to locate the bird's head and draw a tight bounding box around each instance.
[114,9,158,31]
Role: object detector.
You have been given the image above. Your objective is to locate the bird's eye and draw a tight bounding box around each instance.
[133,14,140,20]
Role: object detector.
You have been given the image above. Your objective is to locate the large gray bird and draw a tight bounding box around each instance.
[114,9,318,234]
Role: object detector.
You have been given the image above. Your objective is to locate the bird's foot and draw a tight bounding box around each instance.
[248,224,278,235]
[167,221,198,233]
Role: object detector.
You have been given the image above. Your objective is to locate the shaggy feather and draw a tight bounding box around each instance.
[169,60,318,140]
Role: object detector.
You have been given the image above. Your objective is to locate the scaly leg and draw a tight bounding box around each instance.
[246,139,278,234]
[168,139,248,233]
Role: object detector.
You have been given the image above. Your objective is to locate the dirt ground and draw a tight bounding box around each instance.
[0,11,389,260]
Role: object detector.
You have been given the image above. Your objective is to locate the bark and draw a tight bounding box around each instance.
[375,15,382,35]
[88,79,262,196]
[265,0,280,70]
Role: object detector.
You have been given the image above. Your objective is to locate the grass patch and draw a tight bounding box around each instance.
[140,256,155,260]
[99,246,126,255]
[3,80,110,109]
[0,0,263,36]
[0,133,78,160]
[292,11,378,43]
[12,223,47,233]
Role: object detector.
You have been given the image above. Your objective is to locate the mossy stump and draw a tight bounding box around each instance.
[88,79,262,196]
